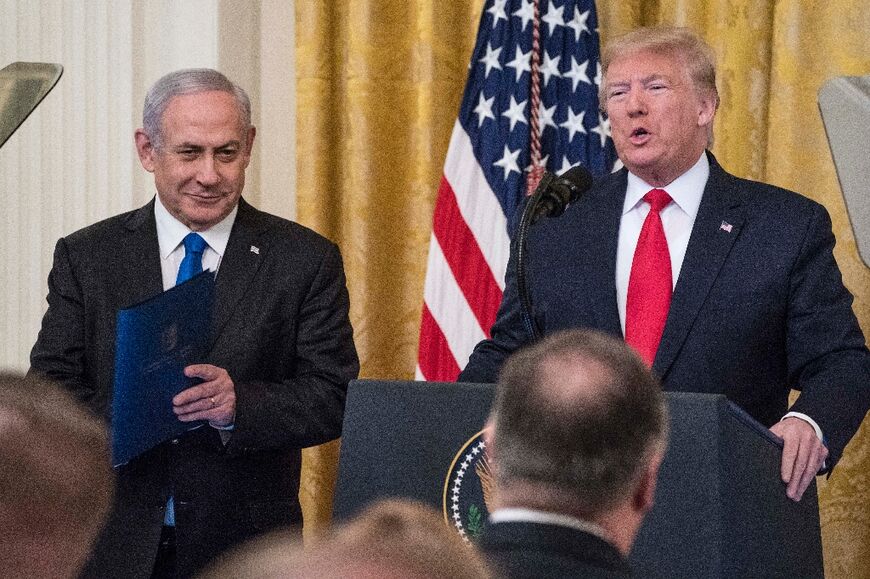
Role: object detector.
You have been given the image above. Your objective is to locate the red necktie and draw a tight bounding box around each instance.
[626,188,673,366]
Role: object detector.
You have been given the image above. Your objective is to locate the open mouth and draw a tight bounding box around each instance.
[629,127,650,144]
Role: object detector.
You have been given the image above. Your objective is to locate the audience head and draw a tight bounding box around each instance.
[199,499,492,579]
[486,329,668,553]
[0,373,113,578]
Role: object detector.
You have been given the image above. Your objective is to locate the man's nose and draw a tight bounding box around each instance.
[196,155,220,186]
[626,87,647,117]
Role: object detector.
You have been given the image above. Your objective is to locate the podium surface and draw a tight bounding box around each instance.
[334,380,822,578]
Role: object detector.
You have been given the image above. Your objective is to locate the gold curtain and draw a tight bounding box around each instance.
[294,0,870,574]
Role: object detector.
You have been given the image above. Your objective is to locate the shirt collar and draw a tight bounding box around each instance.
[488,507,610,543]
[154,195,238,259]
[623,151,709,219]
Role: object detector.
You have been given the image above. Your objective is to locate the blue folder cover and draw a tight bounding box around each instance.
[111,271,214,467]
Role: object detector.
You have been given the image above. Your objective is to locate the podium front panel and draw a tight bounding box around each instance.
[334,381,822,578]
[333,380,494,521]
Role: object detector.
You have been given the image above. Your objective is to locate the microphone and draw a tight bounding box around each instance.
[516,164,594,340]
[530,165,594,222]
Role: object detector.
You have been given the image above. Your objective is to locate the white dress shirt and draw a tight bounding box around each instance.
[154,195,237,290]
[615,152,708,336]
[488,507,611,544]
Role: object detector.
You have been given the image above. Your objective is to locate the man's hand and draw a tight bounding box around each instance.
[770,417,828,502]
[173,364,237,428]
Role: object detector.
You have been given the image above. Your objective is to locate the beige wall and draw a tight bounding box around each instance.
[0,0,295,371]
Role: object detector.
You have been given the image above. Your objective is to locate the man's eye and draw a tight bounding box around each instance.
[217,150,238,160]
[608,89,627,99]
[178,150,198,158]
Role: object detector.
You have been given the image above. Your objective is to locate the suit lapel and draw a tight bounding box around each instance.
[585,171,627,336]
[211,199,269,346]
[654,154,745,377]
[118,200,163,307]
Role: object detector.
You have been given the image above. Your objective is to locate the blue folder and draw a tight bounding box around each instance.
[111,271,214,467]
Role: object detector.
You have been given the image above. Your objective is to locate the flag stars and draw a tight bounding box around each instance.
[560,108,587,141]
[564,57,591,92]
[502,96,528,131]
[558,156,579,175]
[540,51,562,86]
[541,1,565,34]
[512,0,535,32]
[474,92,495,127]
[505,45,531,82]
[494,145,522,179]
[566,8,590,41]
[539,102,558,131]
[487,0,508,28]
[478,42,503,78]
[592,112,611,148]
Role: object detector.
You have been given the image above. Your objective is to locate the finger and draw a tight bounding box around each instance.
[174,400,211,417]
[793,444,824,502]
[176,408,215,422]
[786,439,812,500]
[184,364,221,381]
[779,433,798,484]
[173,384,210,406]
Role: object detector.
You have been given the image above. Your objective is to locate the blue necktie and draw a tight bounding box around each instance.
[176,232,208,285]
[166,233,208,527]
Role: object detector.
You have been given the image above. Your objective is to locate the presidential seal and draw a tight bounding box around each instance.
[443,429,494,542]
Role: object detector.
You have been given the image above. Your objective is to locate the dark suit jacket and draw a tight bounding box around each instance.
[460,153,869,469]
[478,521,632,578]
[30,198,359,578]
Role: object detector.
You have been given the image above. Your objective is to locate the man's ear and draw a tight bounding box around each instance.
[483,419,496,462]
[632,450,664,515]
[241,125,256,168]
[134,129,156,173]
[697,91,717,128]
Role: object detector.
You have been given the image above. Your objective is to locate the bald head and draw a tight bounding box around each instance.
[488,330,668,517]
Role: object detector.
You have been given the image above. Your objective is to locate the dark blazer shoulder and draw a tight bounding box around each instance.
[235,198,339,255]
[60,201,155,251]
[706,154,823,216]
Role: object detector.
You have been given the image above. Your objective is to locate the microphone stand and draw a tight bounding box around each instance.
[515,173,555,341]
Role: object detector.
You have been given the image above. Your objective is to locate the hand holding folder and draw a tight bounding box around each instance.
[111,271,214,467]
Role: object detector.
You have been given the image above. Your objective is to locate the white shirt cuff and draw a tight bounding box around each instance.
[781,412,824,443]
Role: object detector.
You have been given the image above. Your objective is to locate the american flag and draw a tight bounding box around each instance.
[417,0,616,381]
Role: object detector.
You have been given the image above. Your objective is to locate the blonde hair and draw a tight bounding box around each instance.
[599,26,720,144]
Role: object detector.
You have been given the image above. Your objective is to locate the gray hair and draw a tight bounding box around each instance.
[142,68,251,150]
[490,329,668,517]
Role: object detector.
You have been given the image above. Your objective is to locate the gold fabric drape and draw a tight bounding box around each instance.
[295,0,870,574]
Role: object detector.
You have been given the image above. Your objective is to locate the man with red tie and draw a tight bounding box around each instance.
[459,26,869,503]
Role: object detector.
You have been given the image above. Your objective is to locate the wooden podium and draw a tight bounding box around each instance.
[334,380,823,578]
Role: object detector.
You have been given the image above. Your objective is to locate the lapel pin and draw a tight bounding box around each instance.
[720,221,733,233]
[250,245,260,255]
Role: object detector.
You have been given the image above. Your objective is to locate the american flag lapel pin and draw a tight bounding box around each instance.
[720,221,733,233]
[250,245,260,255]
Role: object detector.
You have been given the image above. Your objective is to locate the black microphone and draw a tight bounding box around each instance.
[531,165,594,222]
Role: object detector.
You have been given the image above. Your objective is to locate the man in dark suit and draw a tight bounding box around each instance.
[478,329,667,578]
[460,26,869,503]
[29,69,359,578]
